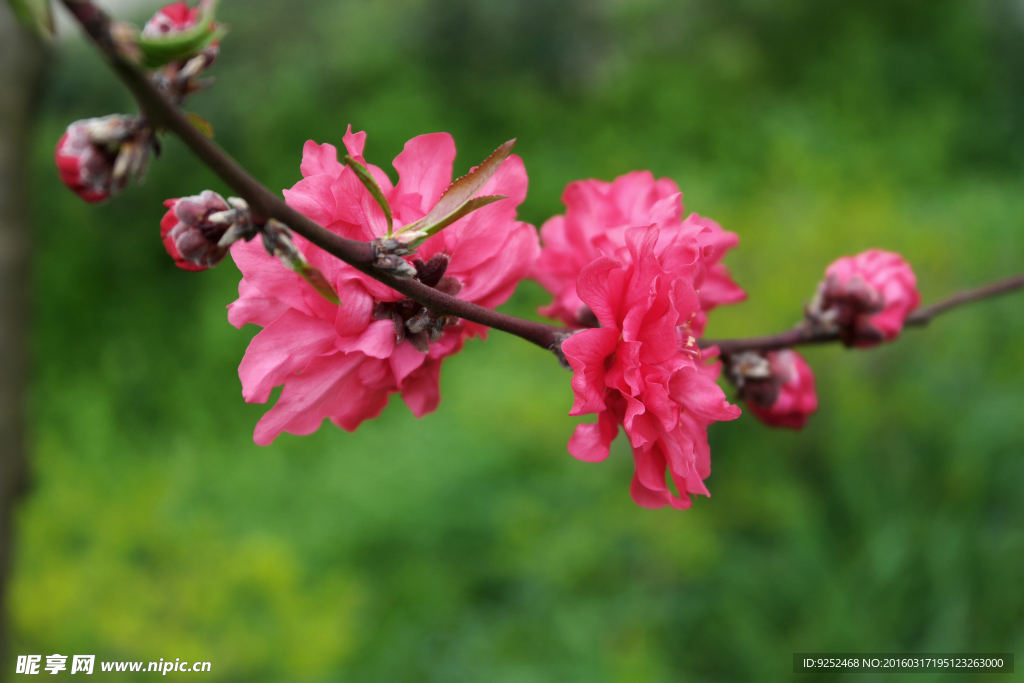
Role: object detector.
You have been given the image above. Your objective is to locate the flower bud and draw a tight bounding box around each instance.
[161,190,246,270]
[369,256,464,350]
[140,1,222,74]
[729,350,818,430]
[809,249,920,347]
[143,2,200,35]
[54,116,141,203]
[412,254,449,287]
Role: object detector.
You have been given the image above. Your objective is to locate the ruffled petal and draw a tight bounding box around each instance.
[239,309,337,404]
[567,410,619,462]
[298,140,344,178]
[561,327,621,416]
[227,278,289,329]
[401,357,442,417]
[392,133,455,214]
[252,351,365,445]
[335,319,397,359]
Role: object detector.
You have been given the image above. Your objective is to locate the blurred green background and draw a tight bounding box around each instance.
[10,0,1024,680]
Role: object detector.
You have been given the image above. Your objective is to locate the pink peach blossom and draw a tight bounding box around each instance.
[743,350,818,430]
[229,126,539,444]
[561,225,741,510]
[816,249,920,347]
[532,171,745,336]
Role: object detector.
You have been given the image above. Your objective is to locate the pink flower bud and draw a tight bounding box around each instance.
[160,190,237,271]
[54,119,127,203]
[814,249,921,347]
[142,2,202,36]
[54,116,153,203]
[741,350,818,430]
[142,0,220,69]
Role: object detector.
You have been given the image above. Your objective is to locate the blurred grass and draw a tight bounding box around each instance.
[9,0,1024,680]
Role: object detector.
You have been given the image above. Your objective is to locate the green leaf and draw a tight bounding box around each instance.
[296,263,341,305]
[399,139,514,241]
[186,112,214,138]
[419,195,506,240]
[7,0,54,38]
[137,0,224,68]
[343,154,393,236]
[418,139,514,227]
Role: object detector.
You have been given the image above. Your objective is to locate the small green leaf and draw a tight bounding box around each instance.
[343,154,393,236]
[416,139,514,230]
[262,218,341,304]
[296,263,341,305]
[186,112,214,138]
[418,195,506,241]
[398,140,514,242]
[7,0,54,38]
[137,0,224,68]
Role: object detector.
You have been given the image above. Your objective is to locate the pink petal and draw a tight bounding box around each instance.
[567,410,619,463]
[401,357,442,417]
[299,140,344,178]
[561,327,621,416]
[230,238,338,322]
[446,220,541,309]
[227,278,289,329]
[335,319,397,359]
[391,133,455,214]
[630,473,671,509]
[669,364,742,422]
[252,351,364,445]
[476,153,528,208]
[390,340,428,385]
[283,175,337,227]
[239,309,337,404]
[333,280,374,338]
[341,125,366,158]
[575,256,625,329]
[329,386,390,432]
[331,167,390,241]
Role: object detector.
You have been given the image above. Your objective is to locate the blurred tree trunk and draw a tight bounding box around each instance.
[0,2,46,664]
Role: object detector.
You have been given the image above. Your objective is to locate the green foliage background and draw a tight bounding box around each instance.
[11,0,1024,680]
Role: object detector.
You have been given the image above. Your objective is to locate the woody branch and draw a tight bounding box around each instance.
[704,273,1024,355]
[61,0,1024,362]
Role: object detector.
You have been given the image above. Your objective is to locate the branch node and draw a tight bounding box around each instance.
[550,331,575,370]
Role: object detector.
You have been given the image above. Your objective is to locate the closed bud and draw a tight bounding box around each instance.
[412,254,449,287]
[728,350,818,430]
[139,1,224,72]
[160,190,253,270]
[374,254,418,279]
[808,249,921,347]
[54,116,149,203]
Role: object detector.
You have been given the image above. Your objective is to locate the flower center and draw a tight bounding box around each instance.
[371,253,462,352]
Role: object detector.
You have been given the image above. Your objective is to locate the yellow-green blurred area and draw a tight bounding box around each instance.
[11,0,1024,680]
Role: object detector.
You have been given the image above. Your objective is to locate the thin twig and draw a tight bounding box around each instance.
[905,273,1024,325]
[704,273,1024,355]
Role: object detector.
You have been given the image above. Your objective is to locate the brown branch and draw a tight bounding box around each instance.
[58,0,1024,364]
[704,273,1024,356]
[905,273,1024,325]
[60,0,568,354]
